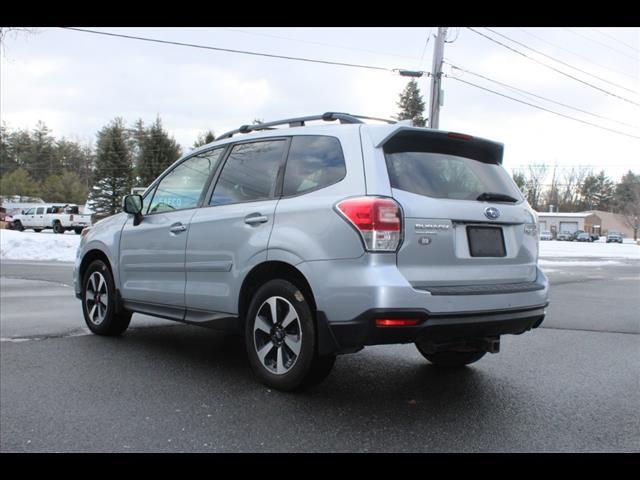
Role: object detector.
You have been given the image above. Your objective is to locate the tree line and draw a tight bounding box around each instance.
[0,118,215,217]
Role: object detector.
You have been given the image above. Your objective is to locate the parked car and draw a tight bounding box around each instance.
[12,204,92,234]
[575,232,592,242]
[557,231,574,241]
[539,230,552,241]
[73,113,549,391]
[607,231,623,243]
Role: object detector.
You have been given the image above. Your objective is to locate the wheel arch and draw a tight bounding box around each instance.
[238,261,317,326]
[79,248,125,314]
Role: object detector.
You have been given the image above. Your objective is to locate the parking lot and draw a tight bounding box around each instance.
[1,246,639,452]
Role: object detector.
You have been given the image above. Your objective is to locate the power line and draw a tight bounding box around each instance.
[466,27,640,107]
[446,75,640,140]
[446,61,639,129]
[484,27,639,95]
[60,27,396,73]
[514,28,639,83]
[564,28,639,62]
[417,28,434,70]
[218,27,420,61]
[590,28,640,54]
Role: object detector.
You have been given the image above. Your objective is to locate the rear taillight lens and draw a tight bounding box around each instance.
[335,196,402,252]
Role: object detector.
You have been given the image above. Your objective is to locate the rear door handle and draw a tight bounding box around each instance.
[244,213,268,225]
[170,223,187,234]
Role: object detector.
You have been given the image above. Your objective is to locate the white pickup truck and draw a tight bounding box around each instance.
[11,204,92,234]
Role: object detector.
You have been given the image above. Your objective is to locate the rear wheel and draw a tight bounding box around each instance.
[245,279,335,391]
[53,222,64,234]
[82,260,131,336]
[415,342,486,368]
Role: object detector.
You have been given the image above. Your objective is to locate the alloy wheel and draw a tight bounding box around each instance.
[253,296,302,375]
[85,272,108,325]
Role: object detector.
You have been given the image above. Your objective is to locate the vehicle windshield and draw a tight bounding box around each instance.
[385,151,523,202]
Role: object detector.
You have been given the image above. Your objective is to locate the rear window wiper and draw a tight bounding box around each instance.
[476,192,518,203]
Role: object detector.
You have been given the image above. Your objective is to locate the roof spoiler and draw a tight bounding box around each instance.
[376,126,504,165]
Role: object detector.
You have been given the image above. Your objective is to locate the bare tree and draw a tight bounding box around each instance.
[523,163,549,211]
[0,27,40,57]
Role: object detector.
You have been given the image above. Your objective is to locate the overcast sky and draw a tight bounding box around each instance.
[1,27,638,180]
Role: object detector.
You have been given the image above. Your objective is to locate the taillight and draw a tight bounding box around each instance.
[335,196,402,252]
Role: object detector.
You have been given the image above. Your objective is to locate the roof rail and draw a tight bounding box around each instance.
[215,112,396,140]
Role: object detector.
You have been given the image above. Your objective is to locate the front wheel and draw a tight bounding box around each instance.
[415,342,486,368]
[245,279,335,391]
[13,221,24,231]
[82,260,131,336]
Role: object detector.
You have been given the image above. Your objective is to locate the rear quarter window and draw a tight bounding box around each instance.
[283,136,346,196]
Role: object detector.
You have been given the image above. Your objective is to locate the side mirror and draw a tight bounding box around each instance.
[122,194,144,226]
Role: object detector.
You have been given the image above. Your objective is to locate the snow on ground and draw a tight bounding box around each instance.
[539,240,640,259]
[0,229,80,262]
[1,228,638,264]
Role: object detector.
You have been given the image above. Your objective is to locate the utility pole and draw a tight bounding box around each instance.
[428,27,448,129]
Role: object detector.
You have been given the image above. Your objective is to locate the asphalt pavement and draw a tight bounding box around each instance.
[1,258,638,452]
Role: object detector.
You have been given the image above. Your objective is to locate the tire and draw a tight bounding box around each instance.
[53,222,64,234]
[245,279,335,391]
[74,228,83,235]
[81,260,131,336]
[415,342,486,368]
[13,221,24,232]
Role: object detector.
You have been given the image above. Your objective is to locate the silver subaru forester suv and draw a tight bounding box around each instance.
[74,112,549,391]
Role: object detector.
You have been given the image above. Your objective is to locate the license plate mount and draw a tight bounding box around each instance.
[467,226,506,257]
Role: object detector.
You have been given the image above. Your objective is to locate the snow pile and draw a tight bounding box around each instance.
[539,240,640,259]
[0,230,80,262]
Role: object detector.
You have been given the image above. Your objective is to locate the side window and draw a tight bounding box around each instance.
[36,207,45,215]
[210,140,286,206]
[283,136,346,196]
[24,208,35,215]
[147,148,224,214]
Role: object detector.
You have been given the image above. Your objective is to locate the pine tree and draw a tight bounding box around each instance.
[580,170,614,211]
[136,116,182,187]
[193,130,216,149]
[0,167,40,198]
[41,171,88,204]
[395,79,427,127]
[89,118,134,218]
[28,121,58,181]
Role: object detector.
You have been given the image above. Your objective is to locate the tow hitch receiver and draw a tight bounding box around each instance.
[419,336,501,354]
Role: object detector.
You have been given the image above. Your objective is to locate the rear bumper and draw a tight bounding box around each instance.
[316,303,547,355]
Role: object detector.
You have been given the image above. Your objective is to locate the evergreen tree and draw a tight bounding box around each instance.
[580,170,614,211]
[88,118,134,218]
[136,116,182,187]
[193,130,216,149]
[28,121,58,181]
[0,167,40,198]
[0,123,16,176]
[395,79,427,127]
[55,138,94,189]
[41,171,88,204]
[614,171,640,213]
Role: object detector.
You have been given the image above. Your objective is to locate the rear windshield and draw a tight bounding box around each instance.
[385,151,523,202]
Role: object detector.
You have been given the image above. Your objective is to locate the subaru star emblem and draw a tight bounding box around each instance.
[484,207,500,220]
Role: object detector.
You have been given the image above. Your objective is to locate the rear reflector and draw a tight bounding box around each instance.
[375,318,421,327]
[335,197,402,252]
